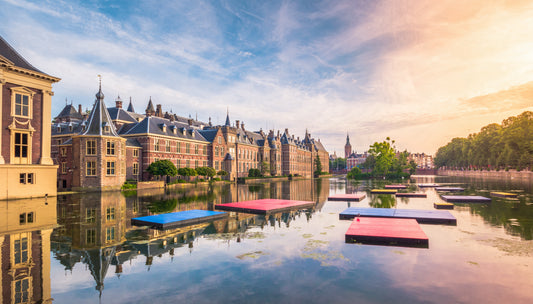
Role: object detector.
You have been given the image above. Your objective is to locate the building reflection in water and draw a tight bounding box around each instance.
[0,196,57,304]
[50,179,330,297]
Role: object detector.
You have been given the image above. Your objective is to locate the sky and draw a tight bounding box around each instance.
[1,0,533,155]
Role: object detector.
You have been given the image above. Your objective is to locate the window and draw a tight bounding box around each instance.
[86,209,96,223]
[27,212,34,223]
[13,277,31,304]
[86,140,96,155]
[13,233,29,264]
[166,141,171,152]
[14,93,30,117]
[19,173,26,184]
[86,229,96,244]
[60,147,67,156]
[186,160,190,167]
[133,163,139,175]
[195,145,199,155]
[86,161,96,176]
[218,137,221,144]
[14,132,29,161]
[176,159,181,168]
[203,161,207,167]
[176,142,181,153]
[186,143,190,154]
[57,139,62,145]
[155,140,160,151]
[106,141,115,155]
[215,161,219,170]
[133,149,139,157]
[106,227,115,242]
[195,160,199,168]
[204,146,207,155]
[106,207,115,220]
[107,161,115,175]
[61,163,67,174]
[215,147,219,157]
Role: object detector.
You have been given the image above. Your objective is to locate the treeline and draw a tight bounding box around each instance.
[434,111,533,170]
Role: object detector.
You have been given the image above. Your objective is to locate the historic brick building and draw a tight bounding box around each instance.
[0,35,60,199]
[52,88,329,190]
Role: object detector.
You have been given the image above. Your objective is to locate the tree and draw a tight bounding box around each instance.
[314,155,322,176]
[260,161,269,176]
[248,168,262,177]
[147,160,177,180]
[196,167,216,179]
[367,137,396,177]
[217,170,228,176]
[346,166,362,179]
[177,167,197,180]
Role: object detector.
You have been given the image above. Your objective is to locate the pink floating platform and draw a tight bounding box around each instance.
[328,193,366,201]
[345,217,429,248]
[215,199,314,214]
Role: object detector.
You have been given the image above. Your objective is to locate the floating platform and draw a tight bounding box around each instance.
[385,184,407,189]
[490,192,518,198]
[395,193,427,198]
[339,207,456,225]
[434,202,454,209]
[370,189,397,194]
[131,210,228,230]
[215,199,314,214]
[345,217,428,248]
[418,183,440,188]
[436,187,464,192]
[328,193,366,201]
[441,195,491,203]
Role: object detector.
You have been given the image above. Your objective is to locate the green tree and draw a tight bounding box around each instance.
[177,167,197,180]
[217,170,228,176]
[367,137,396,177]
[346,166,362,179]
[147,160,177,180]
[196,167,216,179]
[314,154,322,176]
[248,168,262,177]
[260,161,269,176]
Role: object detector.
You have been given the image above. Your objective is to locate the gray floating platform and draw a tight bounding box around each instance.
[339,207,456,225]
[418,183,440,188]
[435,187,464,192]
[132,210,228,229]
[395,193,427,198]
[441,195,491,203]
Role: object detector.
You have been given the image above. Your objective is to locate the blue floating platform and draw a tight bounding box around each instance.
[339,207,456,225]
[441,195,491,203]
[132,210,228,229]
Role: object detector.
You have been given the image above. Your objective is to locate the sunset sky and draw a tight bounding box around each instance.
[1,0,532,155]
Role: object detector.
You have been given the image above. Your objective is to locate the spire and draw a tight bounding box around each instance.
[224,108,230,126]
[81,84,120,136]
[346,133,350,145]
[96,75,104,100]
[127,97,135,112]
[145,97,155,116]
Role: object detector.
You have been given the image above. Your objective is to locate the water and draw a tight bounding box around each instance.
[2,177,533,303]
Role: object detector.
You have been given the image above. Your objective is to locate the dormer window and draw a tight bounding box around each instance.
[171,126,177,134]
[102,122,110,133]
[181,128,186,135]
[56,125,61,132]
[161,124,167,132]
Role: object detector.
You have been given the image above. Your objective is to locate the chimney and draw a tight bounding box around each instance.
[236,120,240,129]
[116,100,122,108]
[285,128,289,135]
[241,122,245,130]
[156,104,163,117]
[188,119,193,126]
[78,104,82,114]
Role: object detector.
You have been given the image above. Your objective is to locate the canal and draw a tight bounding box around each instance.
[2,176,532,303]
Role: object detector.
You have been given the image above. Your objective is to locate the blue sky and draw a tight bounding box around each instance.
[2,0,533,155]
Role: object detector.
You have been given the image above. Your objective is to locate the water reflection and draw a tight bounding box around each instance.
[50,179,330,297]
[0,197,56,304]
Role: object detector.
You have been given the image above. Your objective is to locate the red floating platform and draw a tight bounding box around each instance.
[215,199,314,214]
[328,193,366,201]
[346,217,429,248]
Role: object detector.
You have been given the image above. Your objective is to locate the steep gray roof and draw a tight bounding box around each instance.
[55,104,83,121]
[125,138,142,148]
[108,107,137,123]
[81,87,121,137]
[197,129,218,142]
[123,116,208,142]
[0,35,43,73]
[127,98,135,112]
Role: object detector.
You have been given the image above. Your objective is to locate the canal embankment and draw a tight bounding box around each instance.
[438,169,533,181]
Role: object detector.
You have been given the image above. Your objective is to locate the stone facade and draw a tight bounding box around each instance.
[0,35,60,199]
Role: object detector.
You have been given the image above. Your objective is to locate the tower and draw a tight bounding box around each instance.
[345,133,352,158]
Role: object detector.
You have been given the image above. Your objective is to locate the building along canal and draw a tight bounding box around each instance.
[2,177,532,303]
